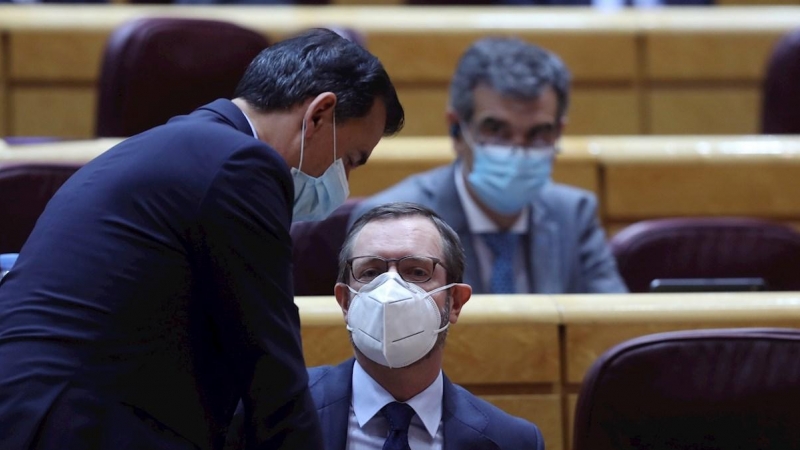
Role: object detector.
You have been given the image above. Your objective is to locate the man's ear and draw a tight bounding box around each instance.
[448,283,472,324]
[446,109,461,140]
[303,92,338,139]
[334,282,351,319]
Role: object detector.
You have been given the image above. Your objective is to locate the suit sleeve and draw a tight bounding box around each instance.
[196,144,323,450]
[575,193,629,293]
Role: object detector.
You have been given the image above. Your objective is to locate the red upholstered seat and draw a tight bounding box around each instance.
[0,164,81,253]
[96,18,268,138]
[291,198,362,297]
[610,217,800,292]
[573,328,800,450]
[761,28,800,134]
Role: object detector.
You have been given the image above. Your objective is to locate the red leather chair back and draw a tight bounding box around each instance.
[291,198,361,296]
[761,28,800,134]
[0,164,81,253]
[96,18,268,137]
[573,328,800,450]
[610,217,800,292]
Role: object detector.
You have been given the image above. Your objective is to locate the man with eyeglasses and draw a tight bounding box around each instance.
[225,202,542,449]
[319,202,543,449]
[350,37,627,295]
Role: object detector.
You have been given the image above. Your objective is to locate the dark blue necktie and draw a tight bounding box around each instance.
[481,232,519,294]
[381,402,415,450]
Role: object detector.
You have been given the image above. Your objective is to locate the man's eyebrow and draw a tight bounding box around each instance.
[477,116,511,129]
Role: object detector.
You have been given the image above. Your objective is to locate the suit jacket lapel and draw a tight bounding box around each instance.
[309,359,354,450]
[529,190,560,293]
[423,163,484,292]
[442,375,499,450]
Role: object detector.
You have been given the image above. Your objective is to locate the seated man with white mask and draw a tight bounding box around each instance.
[350,38,627,295]
[314,202,543,449]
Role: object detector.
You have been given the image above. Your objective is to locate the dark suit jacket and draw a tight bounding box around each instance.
[310,359,544,450]
[0,99,322,450]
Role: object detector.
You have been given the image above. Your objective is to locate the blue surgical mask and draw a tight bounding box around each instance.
[291,112,350,222]
[461,125,554,215]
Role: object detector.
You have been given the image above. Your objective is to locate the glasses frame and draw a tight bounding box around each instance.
[346,255,446,284]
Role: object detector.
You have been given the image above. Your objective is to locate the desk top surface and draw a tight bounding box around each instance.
[2,5,800,33]
[4,135,800,164]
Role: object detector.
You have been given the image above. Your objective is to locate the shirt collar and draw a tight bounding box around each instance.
[239,109,259,139]
[454,160,528,234]
[352,359,443,439]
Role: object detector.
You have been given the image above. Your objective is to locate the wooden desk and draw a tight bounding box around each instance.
[1,6,799,138]
[6,135,800,237]
[0,135,600,197]
[593,135,800,235]
[556,292,800,449]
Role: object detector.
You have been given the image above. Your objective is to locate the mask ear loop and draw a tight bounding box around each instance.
[332,110,337,164]
[298,119,306,173]
[425,282,457,334]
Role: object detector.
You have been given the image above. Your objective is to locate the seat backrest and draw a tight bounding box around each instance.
[96,18,268,138]
[573,327,800,450]
[0,164,81,253]
[291,198,361,296]
[761,28,800,134]
[610,217,800,292]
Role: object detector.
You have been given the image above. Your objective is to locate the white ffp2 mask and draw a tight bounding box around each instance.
[346,272,454,368]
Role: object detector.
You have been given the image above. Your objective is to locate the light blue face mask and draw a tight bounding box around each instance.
[291,112,350,222]
[461,125,554,215]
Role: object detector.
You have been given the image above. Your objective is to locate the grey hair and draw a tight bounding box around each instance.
[449,37,572,122]
[338,202,465,285]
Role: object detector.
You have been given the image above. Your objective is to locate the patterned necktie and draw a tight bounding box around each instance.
[481,232,520,294]
[381,401,415,450]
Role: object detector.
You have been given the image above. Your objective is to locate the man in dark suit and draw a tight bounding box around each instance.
[0,29,403,450]
[315,202,543,449]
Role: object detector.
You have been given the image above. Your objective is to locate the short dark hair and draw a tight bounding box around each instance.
[338,202,465,285]
[235,28,404,136]
[449,37,571,122]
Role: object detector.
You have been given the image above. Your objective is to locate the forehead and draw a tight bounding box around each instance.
[352,216,443,260]
[471,84,559,126]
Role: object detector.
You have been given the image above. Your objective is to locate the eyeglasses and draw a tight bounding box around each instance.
[347,255,445,284]
[466,119,561,149]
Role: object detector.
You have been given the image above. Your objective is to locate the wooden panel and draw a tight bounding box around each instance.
[10,30,108,82]
[444,295,560,384]
[480,394,563,450]
[603,161,800,219]
[646,32,784,81]
[395,86,639,137]
[648,88,760,135]
[567,393,578,450]
[558,292,800,383]
[393,85,449,137]
[368,31,636,85]
[10,86,96,138]
[566,319,800,384]
[568,88,639,135]
[297,297,353,366]
[445,322,560,384]
[302,324,354,367]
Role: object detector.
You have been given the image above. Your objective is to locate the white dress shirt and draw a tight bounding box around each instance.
[240,109,260,139]
[346,360,444,450]
[454,162,530,293]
